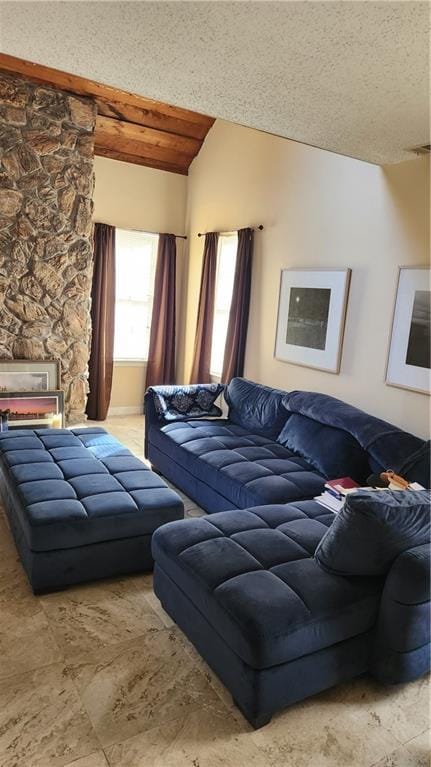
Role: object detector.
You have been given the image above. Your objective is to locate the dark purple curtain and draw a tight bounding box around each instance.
[221,227,254,382]
[86,223,116,421]
[146,233,177,387]
[190,232,218,383]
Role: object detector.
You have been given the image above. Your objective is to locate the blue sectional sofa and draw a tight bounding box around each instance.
[145,377,430,512]
[146,378,431,727]
[0,427,184,592]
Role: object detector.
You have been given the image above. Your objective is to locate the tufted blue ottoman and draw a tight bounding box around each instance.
[0,427,183,593]
[152,502,384,728]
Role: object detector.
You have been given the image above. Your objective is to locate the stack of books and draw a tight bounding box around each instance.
[314,475,425,513]
[314,477,360,513]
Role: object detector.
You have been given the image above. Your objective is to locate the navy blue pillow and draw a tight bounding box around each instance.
[277,413,370,483]
[315,489,431,576]
[225,378,288,438]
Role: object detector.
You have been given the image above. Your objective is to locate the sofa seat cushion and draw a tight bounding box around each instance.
[152,502,382,669]
[150,420,326,508]
[0,428,183,552]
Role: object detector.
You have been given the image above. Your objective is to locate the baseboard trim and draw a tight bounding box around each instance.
[108,406,143,416]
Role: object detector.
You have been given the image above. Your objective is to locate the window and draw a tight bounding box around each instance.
[210,233,238,376]
[114,229,158,361]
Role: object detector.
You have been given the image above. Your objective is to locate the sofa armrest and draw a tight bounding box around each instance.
[144,384,225,458]
[144,389,159,457]
[371,544,430,683]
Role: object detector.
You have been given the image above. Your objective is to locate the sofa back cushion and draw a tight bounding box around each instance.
[396,441,431,490]
[315,489,431,576]
[277,413,371,483]
[283,390,429,486]
[225,378,288,438]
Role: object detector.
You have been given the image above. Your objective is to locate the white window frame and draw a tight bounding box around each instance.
[210,233,238,378]
[113,228,159,363]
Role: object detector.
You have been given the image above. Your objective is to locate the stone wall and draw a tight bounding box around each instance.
[0,72,96,422]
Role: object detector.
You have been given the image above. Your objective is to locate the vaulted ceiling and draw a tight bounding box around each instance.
[0,54,215,175]
[0,1,429,165]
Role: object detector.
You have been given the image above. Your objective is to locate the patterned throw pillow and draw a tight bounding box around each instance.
[149,384,225,421]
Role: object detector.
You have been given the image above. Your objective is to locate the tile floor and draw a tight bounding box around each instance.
[0,415,429,767]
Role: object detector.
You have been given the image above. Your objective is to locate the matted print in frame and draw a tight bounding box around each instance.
[386,266,430,395]
[274,268,351,373]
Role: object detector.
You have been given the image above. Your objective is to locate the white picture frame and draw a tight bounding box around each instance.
[274,268,351,373]
[386,266,430,395]
[0,359,60,393]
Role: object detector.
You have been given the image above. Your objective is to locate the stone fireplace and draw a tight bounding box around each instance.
[0,72,96,422]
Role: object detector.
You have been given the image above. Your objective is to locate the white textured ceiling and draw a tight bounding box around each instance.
[0,1,429,164]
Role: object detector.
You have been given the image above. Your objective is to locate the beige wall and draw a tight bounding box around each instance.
[93,156,187,413]
[181,120,430,438]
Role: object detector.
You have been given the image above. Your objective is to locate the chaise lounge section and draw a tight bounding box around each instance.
[152,495,430,728]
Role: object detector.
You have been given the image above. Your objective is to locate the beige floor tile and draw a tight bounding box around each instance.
[185,506,207,518]
[66,629,228,748]
[124,438,144,454]
[106,707,271,767]
[0,618,62,682]
[64,751,109,767]
[0,564,63,680]
[0,513,14,548]
[124,571,154,594]
[251,682,401,767]
[371,729,430,767]
[323,674,431,745]
[171,627,242,719]
[0,515,23,578]
[0,663,99,767]
[0,551,33,601]
[177,493,203,513]
[39,576,165,659]
[144,591,175,628]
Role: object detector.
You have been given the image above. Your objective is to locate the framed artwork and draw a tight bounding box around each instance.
[274,268,351,373]
[0,391,64,429]
[0,359,60,393]
[386,267,430,395]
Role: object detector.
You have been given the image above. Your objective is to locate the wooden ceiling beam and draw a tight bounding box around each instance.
[94,146,188,176]
[95,99,212,140]
[0,53,215,139]
[94,133,194,170]
[0,52,215,173]
[96,115,201,156]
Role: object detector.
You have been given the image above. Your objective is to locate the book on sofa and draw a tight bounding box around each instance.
[325,477,360,496]
[314,490,344,513]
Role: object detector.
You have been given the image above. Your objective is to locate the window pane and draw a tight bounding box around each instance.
[114,229,158,360]
[210,233,238,376]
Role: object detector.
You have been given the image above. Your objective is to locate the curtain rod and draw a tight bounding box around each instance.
[95,222,187,239]
[197,225,263,238]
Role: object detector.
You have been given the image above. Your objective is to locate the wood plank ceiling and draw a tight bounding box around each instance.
[0,53,215,175]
